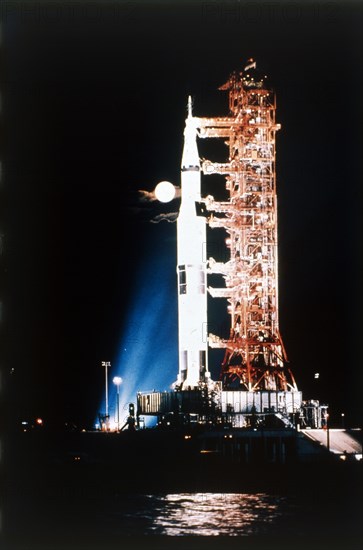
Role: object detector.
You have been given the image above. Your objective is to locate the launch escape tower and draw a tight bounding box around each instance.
[137,61,326,429]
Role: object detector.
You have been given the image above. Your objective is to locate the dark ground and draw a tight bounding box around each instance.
[2,428,362,549]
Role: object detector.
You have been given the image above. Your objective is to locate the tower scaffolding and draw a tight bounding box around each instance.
[196,60,298,393]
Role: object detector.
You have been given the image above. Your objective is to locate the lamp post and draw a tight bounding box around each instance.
[102,361,111,429]
[113,376,122,431]
[341,413,345,429]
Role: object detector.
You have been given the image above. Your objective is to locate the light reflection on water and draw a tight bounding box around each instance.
[151,493,283,536]
[120,493,289,536]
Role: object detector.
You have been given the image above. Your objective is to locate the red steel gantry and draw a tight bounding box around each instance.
[197,60,298,393]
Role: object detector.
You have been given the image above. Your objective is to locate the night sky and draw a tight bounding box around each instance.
[1,1,362,429]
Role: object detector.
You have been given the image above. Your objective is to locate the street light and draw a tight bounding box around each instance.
[102,361,111,429]
[113,376,123,431]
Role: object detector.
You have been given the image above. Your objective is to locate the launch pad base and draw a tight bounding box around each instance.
[137,389,326,429]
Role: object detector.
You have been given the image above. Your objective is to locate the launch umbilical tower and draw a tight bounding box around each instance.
[198,60,297,394]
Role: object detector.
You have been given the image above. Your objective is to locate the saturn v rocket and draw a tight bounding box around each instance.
[175,97,210,390]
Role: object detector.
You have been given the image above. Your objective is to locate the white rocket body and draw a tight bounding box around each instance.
[176,99,209,390]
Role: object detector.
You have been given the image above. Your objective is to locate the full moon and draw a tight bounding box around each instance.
[154,181,176,203]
